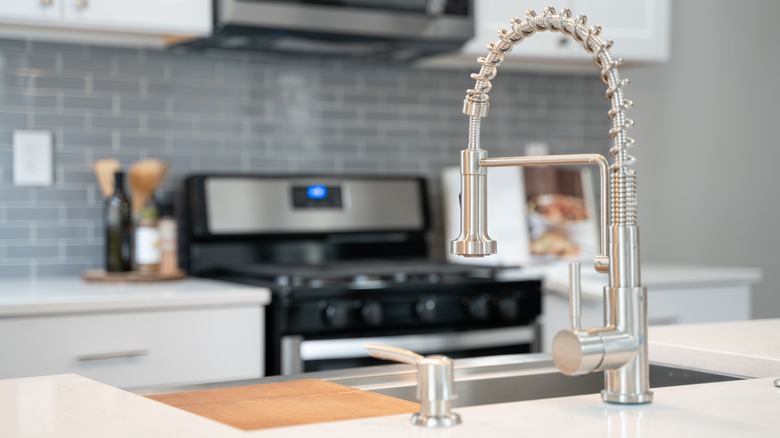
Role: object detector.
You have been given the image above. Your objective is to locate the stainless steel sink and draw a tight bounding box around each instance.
[140,354,743,407]
[310,354,743,407]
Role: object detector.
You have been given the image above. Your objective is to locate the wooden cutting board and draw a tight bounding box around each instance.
[82,269,186,283]
[146,379,420,431]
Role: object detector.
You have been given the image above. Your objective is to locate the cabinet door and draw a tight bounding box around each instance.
[0,306,263,389]
[566,0,670,62]
[462,0,669,64]
[463,0,575,60]
[0,0,61,23]
[62,0,210,35]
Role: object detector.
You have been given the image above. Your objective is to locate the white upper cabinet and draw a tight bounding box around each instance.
[424,0,669,70]
[462,0,577,60]
[61,0,210,35]
[0,0,61,23]
[565,0,670,62]
[0,0,211,46]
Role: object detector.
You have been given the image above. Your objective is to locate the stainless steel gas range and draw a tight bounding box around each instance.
[182,174,542,376]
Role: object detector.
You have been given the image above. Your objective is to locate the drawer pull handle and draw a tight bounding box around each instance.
[76,349,149,362]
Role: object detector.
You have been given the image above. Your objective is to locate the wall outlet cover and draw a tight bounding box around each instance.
[13,130,54,187]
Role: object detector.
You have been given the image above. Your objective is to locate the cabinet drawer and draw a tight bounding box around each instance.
[0,306,263,389]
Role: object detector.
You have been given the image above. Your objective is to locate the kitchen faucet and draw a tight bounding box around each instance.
[451,6,653,404]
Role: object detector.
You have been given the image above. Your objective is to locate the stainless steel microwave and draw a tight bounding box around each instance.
[182,0,474,61]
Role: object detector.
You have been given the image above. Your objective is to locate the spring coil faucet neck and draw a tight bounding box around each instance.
[451,6,652,404]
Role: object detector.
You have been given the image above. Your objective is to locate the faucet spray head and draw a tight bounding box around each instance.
[450,148,496,257]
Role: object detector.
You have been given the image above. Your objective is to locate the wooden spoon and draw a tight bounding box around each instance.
[92,158,121,198]
[129,159,170,214]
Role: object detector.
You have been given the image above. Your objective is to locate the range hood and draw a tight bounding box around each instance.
[179,0,474,62]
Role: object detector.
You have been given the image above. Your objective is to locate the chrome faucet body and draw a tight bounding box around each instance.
[451,6,652,404]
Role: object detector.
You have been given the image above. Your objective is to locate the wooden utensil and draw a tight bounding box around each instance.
[128,159,170,214]
[92,158,121,198]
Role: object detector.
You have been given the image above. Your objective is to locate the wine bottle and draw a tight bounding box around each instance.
[105,171,132,272]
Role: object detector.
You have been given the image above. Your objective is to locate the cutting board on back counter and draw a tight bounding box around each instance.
[146,379,420,431]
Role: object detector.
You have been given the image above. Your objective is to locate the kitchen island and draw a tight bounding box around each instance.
[1,319,779,437]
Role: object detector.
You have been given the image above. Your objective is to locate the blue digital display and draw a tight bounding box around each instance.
[306,185,328,200]
[293,184,341,208]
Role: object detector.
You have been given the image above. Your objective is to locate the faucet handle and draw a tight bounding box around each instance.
[364,343,461,428]
[569,262,582,330]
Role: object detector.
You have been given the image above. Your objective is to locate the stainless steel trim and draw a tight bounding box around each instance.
[299,326,536,361]
[569,262,582,330]
[281,335,304,375]
[204,177,426,235]
[76,349,148,362]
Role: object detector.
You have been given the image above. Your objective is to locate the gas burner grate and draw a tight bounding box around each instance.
[215,260,503,289]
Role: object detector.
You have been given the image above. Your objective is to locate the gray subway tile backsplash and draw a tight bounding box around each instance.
[91,77,140,94]
[0,111,29,127]
[31,112,85,129]
[120,97,167,113]
[61,95,113,111]
[36,225,91,240]
[2,91,58,108]
[0,265,32,277]
[5,244,60,259]
[5,207,60,221]
[64,244,101,258]
[0,225,31,240]
[0,37,609,279]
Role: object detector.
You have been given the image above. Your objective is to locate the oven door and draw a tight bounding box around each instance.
[281,325,539,375]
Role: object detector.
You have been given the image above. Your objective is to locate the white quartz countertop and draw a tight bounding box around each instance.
[2,319,780,437]
[650,318,780,378]
[3,373,779,438]
[0,277,271,316]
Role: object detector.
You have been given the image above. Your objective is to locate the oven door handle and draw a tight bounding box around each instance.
[294,325,536,362]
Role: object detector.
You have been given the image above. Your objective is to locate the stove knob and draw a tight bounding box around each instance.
[415,297,437,323]
[498,296,520,321]
[361,301,383,327]
[468,294,492,321]
[322,303,350,329]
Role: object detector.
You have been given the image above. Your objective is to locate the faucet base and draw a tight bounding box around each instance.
[602,390,654,404]
[411,413,462,428]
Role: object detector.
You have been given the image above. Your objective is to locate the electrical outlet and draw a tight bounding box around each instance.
[13,130,53,187]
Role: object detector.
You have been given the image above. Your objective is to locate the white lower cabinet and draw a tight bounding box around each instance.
[0,306,263,390]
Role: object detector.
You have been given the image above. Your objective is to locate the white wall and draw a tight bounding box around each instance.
[628,0,780,318]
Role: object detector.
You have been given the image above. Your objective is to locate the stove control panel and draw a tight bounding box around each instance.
[280,280,542,335]
[462,291,529,322]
